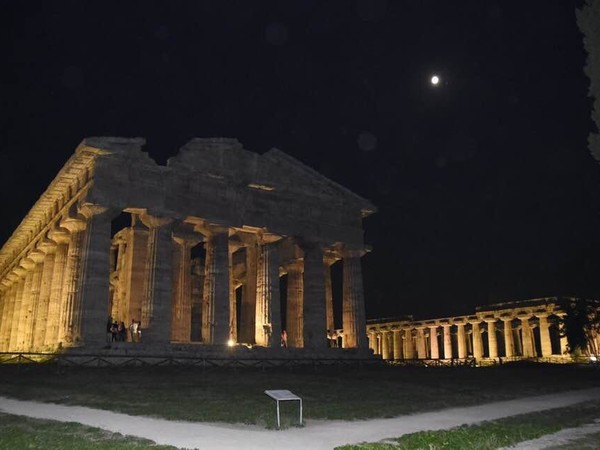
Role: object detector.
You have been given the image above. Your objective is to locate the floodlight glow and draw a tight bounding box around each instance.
[227,339,235,347]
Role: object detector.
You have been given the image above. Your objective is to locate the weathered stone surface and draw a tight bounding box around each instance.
[0,137,375,357]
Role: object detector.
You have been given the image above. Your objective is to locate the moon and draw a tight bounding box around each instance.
[431,75,440,85]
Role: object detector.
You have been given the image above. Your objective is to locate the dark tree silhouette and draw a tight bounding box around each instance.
[577,0,600,161]
[558,297,600,356]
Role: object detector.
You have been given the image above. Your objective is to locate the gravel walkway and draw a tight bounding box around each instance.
[1,388,600,449]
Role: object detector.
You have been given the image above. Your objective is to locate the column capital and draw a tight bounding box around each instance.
[19,253,35,271]
[139,212,174,229]
[48,226,71,244]
[61,215,87,233]
[28,250,45,264]
[9,268,26,280]
[78,203,112,219]
[37,238,57,255]
[172,230,203,247]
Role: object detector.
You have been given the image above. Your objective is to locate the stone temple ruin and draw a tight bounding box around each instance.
[367,297,600,364]
[0,137,376,358]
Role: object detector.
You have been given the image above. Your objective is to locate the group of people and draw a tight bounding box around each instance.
[106,317,142,343]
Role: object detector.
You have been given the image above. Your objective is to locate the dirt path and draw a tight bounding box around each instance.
[2,388,600,450]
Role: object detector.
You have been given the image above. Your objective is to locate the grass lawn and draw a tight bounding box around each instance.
[0,362,598,426]
[334,400,600,449]
[0,412,177,450]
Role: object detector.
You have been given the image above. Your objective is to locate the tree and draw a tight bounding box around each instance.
[577,0,600,161]
[558,297,600,356]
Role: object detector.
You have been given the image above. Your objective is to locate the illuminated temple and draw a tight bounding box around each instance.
[0,137,376,356]
[367,297,600,364]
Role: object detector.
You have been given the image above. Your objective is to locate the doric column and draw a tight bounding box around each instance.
[303,243,327,349]
[442,324,452,359]
[202,226,230,345]
[429,326,439,359]
[324,255,335,335]
[32,239,57,350]
[286,260,304,348]
[75,204,117,346]
[560,334,568,355]
[379,331,388,359]
[456,323,466,358]
[0,272,22,352]
[404,328,415,359]
[415,327,426,359]
[538,314,553,357]
[17,252,37,352]
[9,268,28,351]
[44,227,70,348]
[502,318,514,357]
[0,280,13,350]
[520,316,535,357]
[22,249,45,352]
[139,213,174,343]
[486,320,498,359]
[368,330,376,352]
[59,214,87,344]
[471,322,483,360]
[171,231,202,342]
[393,329,403,360]
[239,236,258,344]
[342,248,367,349]
[255,240,281,347]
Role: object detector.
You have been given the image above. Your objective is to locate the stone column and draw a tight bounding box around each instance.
[538,314,553,357]
[32,239,57,350]
[10,268,28,351]
[139,214,174,343]
[415,327,426,359]
[202,227,230,345]
[429,326,439,359]
[59,214,86,344]
[303,243,327,349]
[380,331,389,360]
[521,317,535,357]
[76,205,117,346]
[471,322,483,360]
[324,256,335,335]
[342,248,367,348]
[239,237,258,344]
[21,251,44,352]
[502,318,514,357]
[442,324,452,359]
[2,281,18,350]
[393,329,403,360]
[171,232,201,342]
[456,323,467,359]
[44,227,70,348]
[486,320,498,359]
[286,260,303,348]
[255,240,281,347]
[404,329,415,359]
[368,330,376,352]
[560,335,568,355]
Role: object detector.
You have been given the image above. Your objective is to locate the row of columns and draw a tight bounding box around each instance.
[0,205,102,351]
[110,216,369,350]
[0,200,369,352]
[369,315,568,361]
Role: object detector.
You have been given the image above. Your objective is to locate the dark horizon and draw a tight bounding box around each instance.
[2,0,599,321]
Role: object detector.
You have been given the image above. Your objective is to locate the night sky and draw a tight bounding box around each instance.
[2,1,599,321]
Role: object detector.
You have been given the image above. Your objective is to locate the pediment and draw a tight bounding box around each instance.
[259,148,376,216]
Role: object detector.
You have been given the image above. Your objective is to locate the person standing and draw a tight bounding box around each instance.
[280,329,288,348]
[129,319,137,343]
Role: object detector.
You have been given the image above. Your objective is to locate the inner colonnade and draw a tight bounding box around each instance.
[0,137,376,355]
[368,298,573,363]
